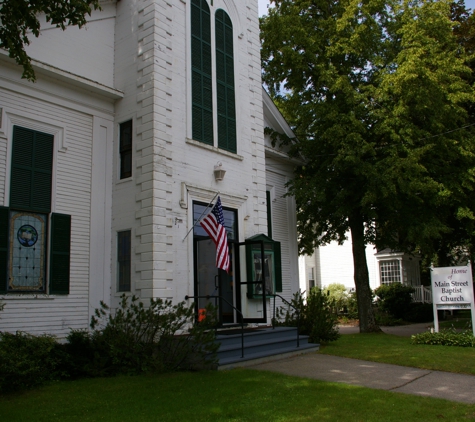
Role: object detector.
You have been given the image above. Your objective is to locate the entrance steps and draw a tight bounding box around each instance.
[215,326,319,369]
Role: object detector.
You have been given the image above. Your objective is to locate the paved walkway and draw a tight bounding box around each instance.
[248,324,475,404]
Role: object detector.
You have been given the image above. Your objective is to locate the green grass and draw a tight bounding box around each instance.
[319,333,475,375]
[1,370,475,422]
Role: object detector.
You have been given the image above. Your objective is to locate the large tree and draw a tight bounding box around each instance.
[0,0,101,81]
[261,0,475,332]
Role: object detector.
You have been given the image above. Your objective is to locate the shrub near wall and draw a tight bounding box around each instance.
[0,332,65,393]
[0,296,218,394]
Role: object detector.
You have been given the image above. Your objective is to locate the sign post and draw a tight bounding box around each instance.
[430,264,475,336]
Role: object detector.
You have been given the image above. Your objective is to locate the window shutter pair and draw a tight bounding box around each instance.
[1,126,71,294]
[10,127,53,213]
[191,0,236,152]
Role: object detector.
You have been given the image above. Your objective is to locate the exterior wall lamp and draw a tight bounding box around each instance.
[214,162,226,182]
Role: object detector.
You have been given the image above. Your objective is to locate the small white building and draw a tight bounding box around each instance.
[299,242,421,294]
[0,0,299,336]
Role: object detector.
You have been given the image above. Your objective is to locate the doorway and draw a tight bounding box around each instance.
[193,202,237,325]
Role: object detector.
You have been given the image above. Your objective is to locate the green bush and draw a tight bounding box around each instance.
[0,332,66,394]
[275,289,340,343]
[0,296,220,393]
[88,294,219,375]
[346,291,359,319]
[324,283,349,315]
[374,283,414,320]
[411,328,475,347]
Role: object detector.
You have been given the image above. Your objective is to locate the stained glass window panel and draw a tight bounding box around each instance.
[8,211,46,291]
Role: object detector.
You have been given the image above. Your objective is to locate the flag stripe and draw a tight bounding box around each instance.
[199,197,230,272]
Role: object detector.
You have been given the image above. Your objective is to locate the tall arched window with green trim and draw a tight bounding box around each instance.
[215,9,236,153]
[191,0,213,146]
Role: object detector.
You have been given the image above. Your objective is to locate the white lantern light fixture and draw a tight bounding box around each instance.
[214,162,226,182]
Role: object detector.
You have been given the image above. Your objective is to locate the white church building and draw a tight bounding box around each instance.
[0,0,300,337]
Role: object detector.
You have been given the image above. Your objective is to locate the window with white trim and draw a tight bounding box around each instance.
[379,260,401,285]
[1,126,71,294]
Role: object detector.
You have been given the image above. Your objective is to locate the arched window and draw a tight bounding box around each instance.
[191,2,236,153]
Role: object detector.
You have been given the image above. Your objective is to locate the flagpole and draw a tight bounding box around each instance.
[182,191,220,242]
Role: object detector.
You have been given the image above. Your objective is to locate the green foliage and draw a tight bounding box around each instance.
[0,0,101,81]
[324,283,349,314]
[88,294,218,375]
[411,329,475,347]
[261,0,475,332]
[374,283,415,320]
[0,331,65,393]
[275,289,340,343]
[0,296,219,393]
[346,291,359,320]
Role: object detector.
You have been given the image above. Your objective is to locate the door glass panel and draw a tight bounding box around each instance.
[238,243,266,321]
[196,238,219,309]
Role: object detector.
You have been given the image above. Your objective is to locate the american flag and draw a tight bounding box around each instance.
[200,196,230,272]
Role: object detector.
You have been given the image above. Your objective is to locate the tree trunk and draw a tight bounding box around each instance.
[349,214,381,333]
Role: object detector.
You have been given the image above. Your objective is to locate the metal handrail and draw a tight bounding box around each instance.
[185,295,246,358]
[268,293,300,348]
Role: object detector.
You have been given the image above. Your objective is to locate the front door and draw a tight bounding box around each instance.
[193,202,237,325]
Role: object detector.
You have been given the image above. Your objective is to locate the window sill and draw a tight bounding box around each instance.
[186,138,244,161]
[116,176,134,185]
[0,294,55,300]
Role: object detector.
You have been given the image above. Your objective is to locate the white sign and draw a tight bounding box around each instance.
[430,265,475,335]
[431,266,474,305]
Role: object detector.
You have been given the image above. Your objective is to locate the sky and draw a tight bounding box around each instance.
[258,0,475,17]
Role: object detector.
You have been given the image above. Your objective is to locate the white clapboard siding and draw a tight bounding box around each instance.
[0,86,95,337]
[266,164,299,308]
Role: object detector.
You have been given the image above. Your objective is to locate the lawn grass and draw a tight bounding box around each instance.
[319,332,475,375]
[1,370,475,422]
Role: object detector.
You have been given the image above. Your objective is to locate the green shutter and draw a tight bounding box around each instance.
[191,0,213,145]
[216,9,236,153]
[10,126,53,213]
[266,191,273,239]
[275,241,282,292]
[0,207,8,293]
[49,213,71,294]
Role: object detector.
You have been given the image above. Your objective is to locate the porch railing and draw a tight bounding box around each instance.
[184,294,245,359]
[412,285,432,303]
[268,294,300,348]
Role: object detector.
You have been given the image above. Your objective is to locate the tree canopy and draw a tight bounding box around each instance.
[0,0,101,81]
[260,0,475,331]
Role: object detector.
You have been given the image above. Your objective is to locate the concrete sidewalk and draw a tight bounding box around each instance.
[248,353,475,404]
[338,322,433,337]
[247,324,475,404]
